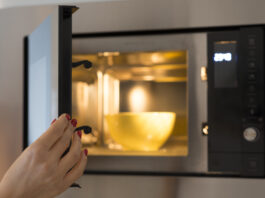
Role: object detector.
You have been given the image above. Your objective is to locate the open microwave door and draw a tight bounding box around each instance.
[24,6,78,148]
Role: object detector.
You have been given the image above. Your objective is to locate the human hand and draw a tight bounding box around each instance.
[0,114,87,198]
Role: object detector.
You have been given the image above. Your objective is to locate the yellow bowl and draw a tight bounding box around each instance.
[105,112,176,151]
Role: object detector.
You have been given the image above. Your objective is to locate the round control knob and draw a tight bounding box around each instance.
[243,127,259,142]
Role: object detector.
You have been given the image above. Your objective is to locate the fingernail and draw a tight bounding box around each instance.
[77,130,82,138]
[51,119,56,125]
[66,114,71,121]
[84,149,88,156]
[71,119,77,127]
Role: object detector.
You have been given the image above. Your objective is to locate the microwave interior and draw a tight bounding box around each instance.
[73,50,188,156]
[71,33,208,174]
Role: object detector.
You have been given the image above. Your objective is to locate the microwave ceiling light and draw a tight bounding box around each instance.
[129,87,148,112]
[98,51,120,57]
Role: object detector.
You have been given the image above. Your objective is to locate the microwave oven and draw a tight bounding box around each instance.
[24,6,264,178]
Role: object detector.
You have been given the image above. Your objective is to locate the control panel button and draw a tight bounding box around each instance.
[248,73,256,81]
[248,37,256,46]
[248,50,255,57]
[248,96,257,104]
[243,127,259,142]
[248,62,256,69]
[248,85,256,93]
[249,107,258,116]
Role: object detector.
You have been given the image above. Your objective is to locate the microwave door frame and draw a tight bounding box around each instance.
[23,6,76,149]
[72,30,211,176]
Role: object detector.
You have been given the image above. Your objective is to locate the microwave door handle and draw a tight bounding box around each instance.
[75,125,92,134]
[62,125,92,158]
[72,60,92,69]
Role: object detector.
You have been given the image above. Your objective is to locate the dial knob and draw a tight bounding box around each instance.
[243,127,259,142]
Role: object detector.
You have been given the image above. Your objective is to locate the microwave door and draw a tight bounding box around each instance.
[24,6,77,148]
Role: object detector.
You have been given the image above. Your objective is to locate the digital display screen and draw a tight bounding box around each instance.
[214,52,232,62]
[214,41,237,88]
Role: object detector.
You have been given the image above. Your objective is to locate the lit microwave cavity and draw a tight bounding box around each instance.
[213,52,232,62]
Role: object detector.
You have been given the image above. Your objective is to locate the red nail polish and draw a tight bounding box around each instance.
[77,130,82,138]
[71,119,77,127]
[66,114,71,121]
[51,119,56,125]
[84,149,88,156]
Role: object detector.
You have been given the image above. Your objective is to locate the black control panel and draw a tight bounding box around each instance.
[240,28,264,176]
[208,27,265,177]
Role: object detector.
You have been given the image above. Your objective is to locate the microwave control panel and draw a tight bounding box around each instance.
[208,27,264,177]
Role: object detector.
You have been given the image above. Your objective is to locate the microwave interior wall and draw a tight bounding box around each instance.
[72,33,208,173]
[72,51,188,155]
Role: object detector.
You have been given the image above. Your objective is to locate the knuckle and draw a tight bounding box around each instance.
[32,138,47,150]
[31,144,42,153]
[28,145,44,161]
[42,162,53,173]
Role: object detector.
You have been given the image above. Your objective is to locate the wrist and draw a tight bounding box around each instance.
[0,181,16,198]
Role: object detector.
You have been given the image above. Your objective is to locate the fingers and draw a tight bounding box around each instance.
[58,132,82,174]
[36,114,70,149]
[62,149,87,189]
[50,119,77,158]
